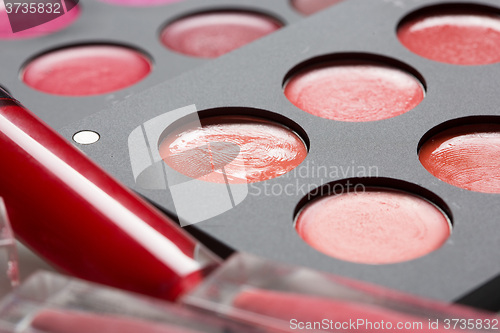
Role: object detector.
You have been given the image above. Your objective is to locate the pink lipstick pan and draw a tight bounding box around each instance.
[1,89,498,333]
[61,0,500,313]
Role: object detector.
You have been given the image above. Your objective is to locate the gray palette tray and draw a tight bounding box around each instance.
[60,0,500,310]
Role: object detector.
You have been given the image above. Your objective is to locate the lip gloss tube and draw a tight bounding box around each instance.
[0,88,219,301]
[0,89,497,332]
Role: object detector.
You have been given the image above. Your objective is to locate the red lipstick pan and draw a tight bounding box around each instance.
[0,90,497,331]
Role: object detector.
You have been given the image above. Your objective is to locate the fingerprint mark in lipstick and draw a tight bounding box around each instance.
[163,142,240,179]
[164,141,241,206]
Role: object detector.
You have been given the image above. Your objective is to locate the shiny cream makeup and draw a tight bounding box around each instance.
[397,4,500,65]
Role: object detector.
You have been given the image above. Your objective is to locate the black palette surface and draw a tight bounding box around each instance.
[0,0,302,129]
[61,0,500,309]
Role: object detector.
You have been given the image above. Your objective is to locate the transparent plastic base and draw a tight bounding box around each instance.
[184,253,499,332]
[0,199,19,296]
[0,271,266,333]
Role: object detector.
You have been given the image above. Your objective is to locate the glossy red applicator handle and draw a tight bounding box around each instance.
[0,89,218,301]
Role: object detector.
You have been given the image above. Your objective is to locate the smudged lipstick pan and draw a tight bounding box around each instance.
[419,123,500,194]
[159,115,308,184]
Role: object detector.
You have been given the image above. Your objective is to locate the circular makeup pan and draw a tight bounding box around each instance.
[295,187,451,265]
[22,45,152,96]
[160,11,282,58]
[159,115,308,184]
[0,1,79,40]
[397,5,500,65]
[284,59,425,122]
[419,123,500,193]
[98,0,182,6]
[291,0,343,16]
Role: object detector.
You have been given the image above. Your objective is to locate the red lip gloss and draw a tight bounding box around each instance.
[397,6,500,65]
[31,309,201,333]
[22,45,152,96]
[233,289,458,333]
[160,11,282,58]
[295,188,451,265]
[419,123,500,193]
[0,88,218,301]
[284,60,425,122]
[1,90,496,331]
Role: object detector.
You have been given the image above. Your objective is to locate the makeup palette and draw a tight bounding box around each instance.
[0,0,331,299]
[57,0,500,311]
[5,86,499,333]
[0,0,307,129]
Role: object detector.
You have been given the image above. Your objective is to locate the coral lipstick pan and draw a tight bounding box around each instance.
[0,89,496,331]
